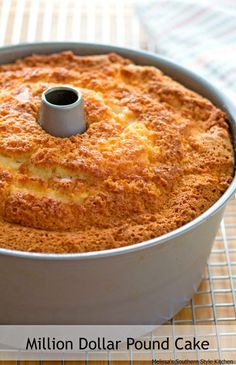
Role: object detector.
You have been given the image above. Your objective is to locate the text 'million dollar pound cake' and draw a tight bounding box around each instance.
[0,51,234,253]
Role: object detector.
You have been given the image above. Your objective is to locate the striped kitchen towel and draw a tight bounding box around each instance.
[136,0,236,100]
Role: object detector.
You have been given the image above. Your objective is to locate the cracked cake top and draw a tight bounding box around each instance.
[0,51,234,253]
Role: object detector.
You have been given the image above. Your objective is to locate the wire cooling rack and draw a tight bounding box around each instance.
[0,0,235,363]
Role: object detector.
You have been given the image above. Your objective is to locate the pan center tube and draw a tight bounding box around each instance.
[39,85,86,137]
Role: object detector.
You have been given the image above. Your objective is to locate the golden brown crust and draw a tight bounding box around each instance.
[0,51,234,253]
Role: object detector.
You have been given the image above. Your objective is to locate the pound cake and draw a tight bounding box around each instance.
[0,51,234,253]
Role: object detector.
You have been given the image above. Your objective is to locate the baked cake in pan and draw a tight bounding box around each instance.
[0,51,234,253]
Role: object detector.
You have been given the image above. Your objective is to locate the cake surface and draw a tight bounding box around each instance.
[0,51,234,253]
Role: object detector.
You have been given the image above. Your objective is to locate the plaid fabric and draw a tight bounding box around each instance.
[136,0,236,100]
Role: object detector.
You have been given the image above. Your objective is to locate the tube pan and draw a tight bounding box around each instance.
[0,42,235,325]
